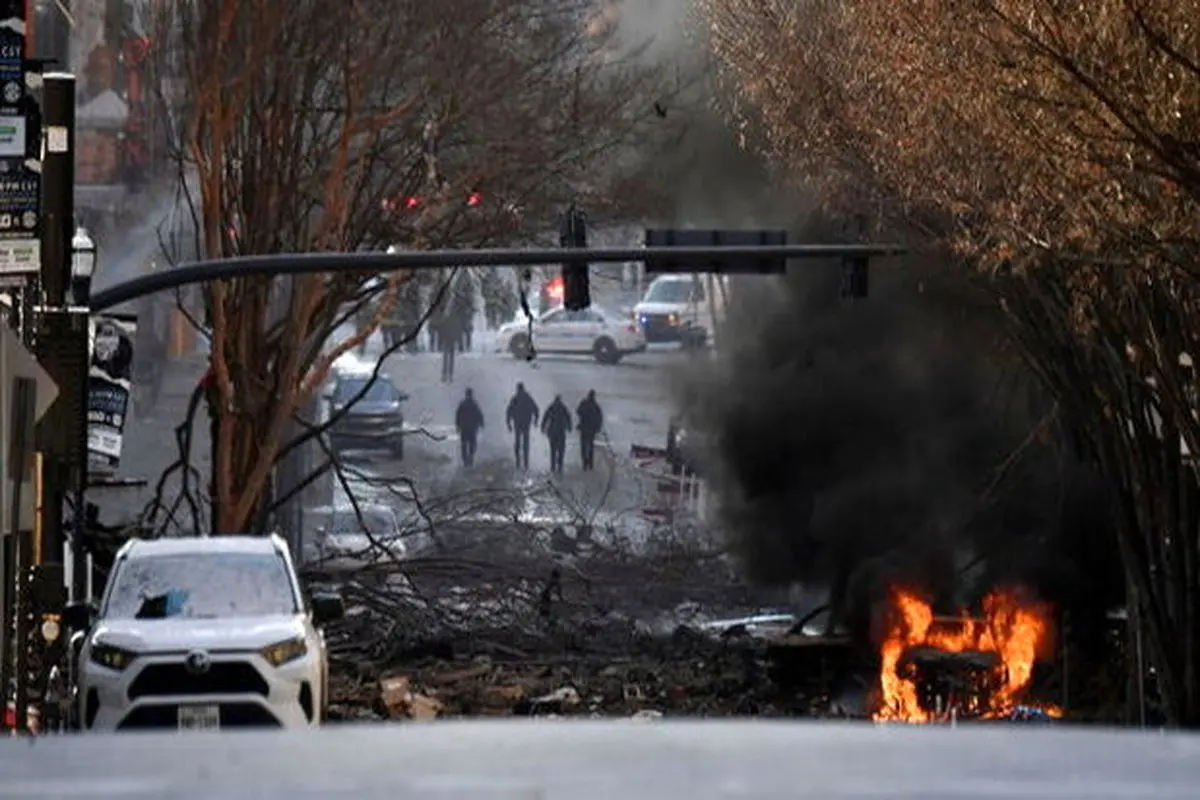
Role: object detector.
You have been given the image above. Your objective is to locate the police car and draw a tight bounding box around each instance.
[494,305,647,364]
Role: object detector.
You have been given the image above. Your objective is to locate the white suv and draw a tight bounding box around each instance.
[67,534,342,732]
[632,274,725,347]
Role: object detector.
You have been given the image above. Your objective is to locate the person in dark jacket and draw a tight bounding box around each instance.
[575,389,603,471]
[541,395,573,475]
[455,388,484,467]
[506,382,540,469]
[438,312,459,383]
[451,276,476,352]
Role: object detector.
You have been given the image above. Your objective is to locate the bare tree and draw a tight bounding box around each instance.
[703,0,1200,723]
[145,0,680,534]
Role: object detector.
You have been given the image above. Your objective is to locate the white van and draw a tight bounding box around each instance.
[631,274,727,347]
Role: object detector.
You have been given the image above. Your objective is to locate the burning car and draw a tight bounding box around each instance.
[873,588,1062,723]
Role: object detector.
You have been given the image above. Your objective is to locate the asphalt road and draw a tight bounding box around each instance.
[333,334,692,521]
[2,721,1198,798]
[390,343,682,469]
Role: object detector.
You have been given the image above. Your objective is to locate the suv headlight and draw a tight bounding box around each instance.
[261,636,308,667]
[89,642,137,671]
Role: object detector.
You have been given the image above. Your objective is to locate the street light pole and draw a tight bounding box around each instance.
[34,73,83,599]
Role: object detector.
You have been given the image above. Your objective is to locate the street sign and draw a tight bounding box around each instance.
[0,2,38,280]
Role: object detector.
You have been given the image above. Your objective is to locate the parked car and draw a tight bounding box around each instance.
[632,274,722,347]
[66,534,343,731]
[325,367,409,459]
[303,503,409,571]
[494,305,647,364]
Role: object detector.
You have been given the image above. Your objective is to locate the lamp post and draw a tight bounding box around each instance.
[35,73,81,608]
[69,227,95,602]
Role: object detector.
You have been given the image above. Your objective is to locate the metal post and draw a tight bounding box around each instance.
[7,375,37,733]
[70,308,87,600]
[0,535,11,732]
[34,73,81,600]
[11,529,28,732]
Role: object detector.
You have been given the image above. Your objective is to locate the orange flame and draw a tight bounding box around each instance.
[873,588,1059,723]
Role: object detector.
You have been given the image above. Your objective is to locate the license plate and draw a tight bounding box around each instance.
[178,704,220,731]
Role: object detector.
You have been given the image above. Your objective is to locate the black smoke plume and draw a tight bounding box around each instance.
[675,234,1122,638]
[610,0,1122,639]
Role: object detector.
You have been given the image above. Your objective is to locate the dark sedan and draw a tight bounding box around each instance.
[326,372,409,459]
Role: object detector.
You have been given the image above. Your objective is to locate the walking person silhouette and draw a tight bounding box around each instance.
[454,388,484,467]
[541,395,573,475]
[575,389,603,471]
[506,382,540,470]
[438,312,459,382]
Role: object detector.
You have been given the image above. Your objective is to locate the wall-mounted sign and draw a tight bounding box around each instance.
[0,114,23,156]
[0,5,39,278]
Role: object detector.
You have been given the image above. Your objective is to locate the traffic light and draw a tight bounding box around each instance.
[560,205,590,311]
[643,229,788,275]
[841,255,869,298]
[379,195,421,212]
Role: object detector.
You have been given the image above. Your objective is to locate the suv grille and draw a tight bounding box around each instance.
[117,702,281,729]
[127,661,269,701]
[640,314,680,341]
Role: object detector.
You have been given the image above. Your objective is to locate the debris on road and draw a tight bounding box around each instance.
[376,673,444,720]
[327,618,867,722]
[316,508,870,722]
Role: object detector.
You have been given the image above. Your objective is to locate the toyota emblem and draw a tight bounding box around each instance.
[184,649,212,676]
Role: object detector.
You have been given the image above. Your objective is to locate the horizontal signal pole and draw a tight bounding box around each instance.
[90,245,905,313]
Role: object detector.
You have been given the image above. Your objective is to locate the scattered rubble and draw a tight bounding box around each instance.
[327,615,870,723]
[316,524,1052,723]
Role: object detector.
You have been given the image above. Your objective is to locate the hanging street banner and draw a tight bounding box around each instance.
[0,2,39,282]
[87,314,138,473]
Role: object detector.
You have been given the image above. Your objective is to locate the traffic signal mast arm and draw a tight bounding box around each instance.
[88,245,904,313]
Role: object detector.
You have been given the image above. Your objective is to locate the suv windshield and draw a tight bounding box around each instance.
[334,376,398,405]
[103,552,298,620]
[645,279,703,303]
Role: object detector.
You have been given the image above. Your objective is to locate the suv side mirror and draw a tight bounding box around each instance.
[311,592,344,625]
[63,601,96,632]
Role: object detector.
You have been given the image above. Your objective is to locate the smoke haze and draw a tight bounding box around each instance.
[609,1,1122,634]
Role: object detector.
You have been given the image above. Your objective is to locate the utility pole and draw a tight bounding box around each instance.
[34,73,85,600]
